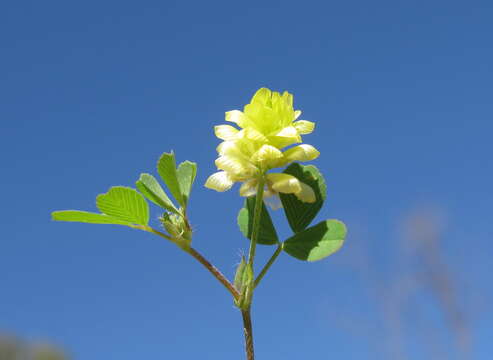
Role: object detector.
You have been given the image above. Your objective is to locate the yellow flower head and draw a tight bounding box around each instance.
[205,88,320,204]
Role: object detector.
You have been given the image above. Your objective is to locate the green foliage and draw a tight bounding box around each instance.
[157,151,184,206]
[51,210,131,225]
[280,163,327,233]
[96,186,149,225]
[283,219,346,262]
[136,173,178,214]
[176,160,197,206]
[237,196,278,245]
[53,187,150,227]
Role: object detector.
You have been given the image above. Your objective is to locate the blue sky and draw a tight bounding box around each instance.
[1,0,492,359]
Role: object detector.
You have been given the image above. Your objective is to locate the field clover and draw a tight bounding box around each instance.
[205,88,320,203]
[52,87,346,360]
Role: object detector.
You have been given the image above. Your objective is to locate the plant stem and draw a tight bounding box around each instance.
[247,176,266,268]
[254,243,283,288]
[143,226,239,300]
[188,247,240,300]
[241,309,255,360]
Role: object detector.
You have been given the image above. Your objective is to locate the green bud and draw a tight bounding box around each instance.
[160,212,192,250]
[233,256,247,292]
[234,261,254,310]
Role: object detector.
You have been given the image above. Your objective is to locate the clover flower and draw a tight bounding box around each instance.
[205,88,320,203]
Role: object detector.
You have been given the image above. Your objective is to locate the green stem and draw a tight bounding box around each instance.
[254,243,283,288]
[247,175,266,268]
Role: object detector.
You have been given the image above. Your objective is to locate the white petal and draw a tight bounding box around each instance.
[295,182,316,203]
[294,110,302,120]
[267,173,302,194]
[282,144,320,162]
[215,156,257,179]
[225,110,247,127]
[264,194,283,210]
[214,125,239,140]
[239,179,258,197]
[275,126,299,138]
[293,120,315,134]
[204,171,234,192]
[251,145,283,168]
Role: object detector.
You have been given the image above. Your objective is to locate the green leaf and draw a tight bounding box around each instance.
[52,210,132,225]
[176,161,197,206]
[280,163,326,233]
[283,219,346,262]
[136,173,178,214]
[96,186,149,225]
[157,151,184,206]
[237,196,278,245]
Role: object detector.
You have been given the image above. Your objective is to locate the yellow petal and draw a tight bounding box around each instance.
[215,156,257,179]
[293,120,315,134]
[251,144,283,168]
[239,179,258,197]
[267,173,302,194]
[250,87,271,105]
[214,125,239,140]
[204,171,234,192]
[268,126,302,148]
[294,110,302,120]
[242,127,268,143]
[225,110,248,127]
[295,182,316,203]
[282,144,320,162]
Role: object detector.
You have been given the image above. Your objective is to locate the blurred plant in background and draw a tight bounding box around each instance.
[0,334,68,360]
[331,206,472,360]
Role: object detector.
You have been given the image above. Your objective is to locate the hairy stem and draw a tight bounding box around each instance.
[144,226,239,300]
[242,309,255,360]
[254,243,283,288]
[188,247,240,300]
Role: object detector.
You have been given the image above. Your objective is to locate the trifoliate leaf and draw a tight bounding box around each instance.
[157,151,184,206]
[51,210,132,226]
[96,186,149,225]
[283,219,346,262]
[280,163,326,233]
[237,196,278,245]
[176,161,197,206]
[136,173,178,214]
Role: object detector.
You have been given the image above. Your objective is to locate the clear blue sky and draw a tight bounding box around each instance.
[1,0,492,359]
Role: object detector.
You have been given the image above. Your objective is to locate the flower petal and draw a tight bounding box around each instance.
[215,156,257,179]
[267,173,302,194]
[204,171,234,192]
[251,144,283,168]
[268,126,302,148]
[295,182,316,203]
[225,110,248,127]
[294,110,302,120]
[293,120,315,134]
[264,194,283,210]
[239,179,258,197]
[241,127,268,143]
[282,144,320,162]
[250,87,271,105]
[214,125,239,140]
